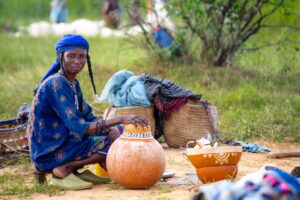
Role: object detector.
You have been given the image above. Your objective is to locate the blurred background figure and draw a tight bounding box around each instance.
[146,0,174,32]
[102,0,121,28]
[50,0,68,23]
[130,0,141,25]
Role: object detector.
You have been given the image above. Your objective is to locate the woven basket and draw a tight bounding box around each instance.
[103,106,156,135]
[163,100,217,148]
[0,119,28,152]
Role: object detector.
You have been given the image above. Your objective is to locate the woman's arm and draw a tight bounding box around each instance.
[85,114,149,135]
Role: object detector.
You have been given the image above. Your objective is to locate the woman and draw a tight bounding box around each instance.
[27,34,149,190]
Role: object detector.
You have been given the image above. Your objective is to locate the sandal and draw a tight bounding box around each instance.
[75,170,111,184]
[50,173,93,190]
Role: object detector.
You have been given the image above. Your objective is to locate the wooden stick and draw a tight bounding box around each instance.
[196,140,204,148]
[267,152,300,159]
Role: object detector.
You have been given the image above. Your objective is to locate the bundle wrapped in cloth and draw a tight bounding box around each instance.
[98,70,151,107]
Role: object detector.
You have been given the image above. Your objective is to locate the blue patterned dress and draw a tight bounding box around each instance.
[27,73,110,172]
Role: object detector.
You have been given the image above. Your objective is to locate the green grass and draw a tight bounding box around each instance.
[0,1,299,198]
[0,156,62,198]
[0,31,299,142]
[0,1,299,143]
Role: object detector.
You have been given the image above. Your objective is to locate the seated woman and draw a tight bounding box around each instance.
[27,34,149,190]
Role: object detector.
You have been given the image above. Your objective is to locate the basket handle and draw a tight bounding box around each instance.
[103,106,112,120]
[201,101,218,139]
[186,140,196,148]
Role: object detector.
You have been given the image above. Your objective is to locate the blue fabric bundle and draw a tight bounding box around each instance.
[99,70,151,107]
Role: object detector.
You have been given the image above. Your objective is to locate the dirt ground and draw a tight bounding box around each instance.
[1,140,299,200]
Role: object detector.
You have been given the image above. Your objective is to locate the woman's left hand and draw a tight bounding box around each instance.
[120,115,149,128]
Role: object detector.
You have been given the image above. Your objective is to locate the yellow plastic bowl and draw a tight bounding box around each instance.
[95,163,109,177]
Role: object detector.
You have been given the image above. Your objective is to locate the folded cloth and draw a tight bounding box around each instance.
[99,70,151,107]
[50,173,93,190]
[236,141,270,153]
[139,73,202,102]
[223,139,270,153]
[139,73,201,114]
[75,170,111,184]
[153,93,187,114]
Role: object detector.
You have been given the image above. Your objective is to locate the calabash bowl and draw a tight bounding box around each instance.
[186,146,242,183]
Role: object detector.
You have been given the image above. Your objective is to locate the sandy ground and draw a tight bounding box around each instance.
[1,140,299,200]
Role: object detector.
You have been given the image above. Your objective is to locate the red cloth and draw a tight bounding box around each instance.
[153,94,188,114]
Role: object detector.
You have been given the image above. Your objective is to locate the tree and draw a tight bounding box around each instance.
[165,0,299,66]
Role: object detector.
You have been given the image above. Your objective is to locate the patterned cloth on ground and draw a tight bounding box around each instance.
[236,141,270,153]
[193,165,300,200]
[223,139,270,153]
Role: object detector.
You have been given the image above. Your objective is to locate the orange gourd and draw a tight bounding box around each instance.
[106,124,166,188]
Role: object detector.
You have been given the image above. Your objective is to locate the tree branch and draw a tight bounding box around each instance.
[179,0,208,48]
[241,0,267,33]
[243,31,298,51]
[125,3,157,52]
[261,24,300,30]
[241,0,285,43]
[243,39,298,51]
[215,0,234,52]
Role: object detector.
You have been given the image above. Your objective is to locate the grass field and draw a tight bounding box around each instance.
[0,0,299,143]
[0,1,299,199]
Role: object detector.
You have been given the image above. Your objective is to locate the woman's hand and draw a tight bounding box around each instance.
[108,127,121,144]
[86,115,150,135]
[120,115,150,128]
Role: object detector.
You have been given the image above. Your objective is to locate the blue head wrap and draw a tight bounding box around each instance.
[34,34,89,95]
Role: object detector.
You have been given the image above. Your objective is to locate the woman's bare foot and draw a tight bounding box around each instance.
[52,163,74,179]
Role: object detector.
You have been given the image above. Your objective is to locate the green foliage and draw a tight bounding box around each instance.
[159,37,300,141]
[165,0,300,66]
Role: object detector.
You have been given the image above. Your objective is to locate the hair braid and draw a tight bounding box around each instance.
[87,54,97,95]
[60,52,66,76]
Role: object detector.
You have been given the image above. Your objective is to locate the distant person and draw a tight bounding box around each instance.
[28,34,149,190]
[102,0,121,28]
[50,0,68,23]
[130,0,141,25]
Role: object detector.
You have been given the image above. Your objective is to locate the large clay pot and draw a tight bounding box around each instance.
[106,124,166,188]
[186,146,242,183]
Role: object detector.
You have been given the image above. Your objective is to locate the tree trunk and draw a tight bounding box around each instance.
[214,50,233,67]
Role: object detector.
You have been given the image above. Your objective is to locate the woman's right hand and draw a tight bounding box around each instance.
[120,115,150,128]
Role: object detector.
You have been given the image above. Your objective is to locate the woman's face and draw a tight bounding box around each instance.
[60,48,87,75]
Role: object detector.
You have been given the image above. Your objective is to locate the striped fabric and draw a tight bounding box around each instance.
[139,73,202,103]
